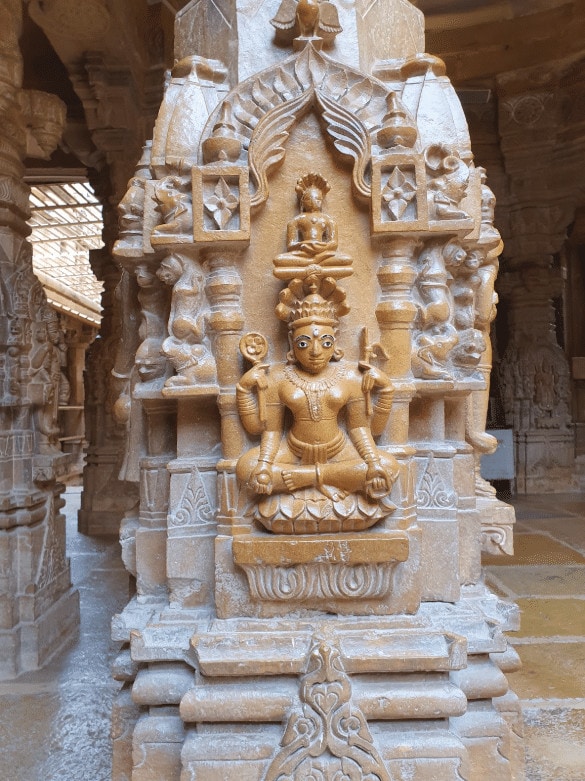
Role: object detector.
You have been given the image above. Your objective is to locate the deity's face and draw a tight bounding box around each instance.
[292,323,336,374]
[300,187,323,213]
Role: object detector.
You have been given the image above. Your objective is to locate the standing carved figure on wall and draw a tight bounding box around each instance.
[29,320,60,454]
[156,254,216,387]
[236,272,398,534]
[274,172,352,278]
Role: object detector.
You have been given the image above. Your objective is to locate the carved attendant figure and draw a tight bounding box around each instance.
[236,275,398,534]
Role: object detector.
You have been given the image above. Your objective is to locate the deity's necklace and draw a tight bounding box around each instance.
[284,364,343,422]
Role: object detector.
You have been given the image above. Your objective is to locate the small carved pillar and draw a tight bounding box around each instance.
[374,236,419,445]
[496,81,574,493]
[0,0,78,678]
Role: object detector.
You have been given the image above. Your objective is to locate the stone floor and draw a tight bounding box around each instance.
[0,488,584,780]
[483,491,585,781]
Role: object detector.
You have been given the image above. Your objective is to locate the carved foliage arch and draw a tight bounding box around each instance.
[199,45,392,205]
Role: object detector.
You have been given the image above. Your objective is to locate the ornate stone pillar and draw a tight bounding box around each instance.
[111,2,525,779]
[0,0,79,678]
[498,256,573,493]
[78,230,139,535]
[496,80,575,493]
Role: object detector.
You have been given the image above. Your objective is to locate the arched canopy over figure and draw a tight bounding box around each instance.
[236,274,398,534]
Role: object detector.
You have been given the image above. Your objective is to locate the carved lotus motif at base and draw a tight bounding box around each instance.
[233,531,409,602]
[240,562,398,602]
[254,488,396,534]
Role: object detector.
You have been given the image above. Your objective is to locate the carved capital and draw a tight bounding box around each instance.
[18,90,66,160]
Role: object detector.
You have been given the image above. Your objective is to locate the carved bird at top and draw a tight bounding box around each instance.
[271,0,343,49]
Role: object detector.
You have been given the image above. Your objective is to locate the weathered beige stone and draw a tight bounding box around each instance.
[106,1,527,778]
[0,0,79,679]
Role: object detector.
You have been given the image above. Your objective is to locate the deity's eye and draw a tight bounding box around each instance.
[295,339,309,349]
[322,339,333,349]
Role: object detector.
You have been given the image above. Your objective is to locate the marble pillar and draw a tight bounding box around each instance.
[111,2,525,778]
[496,81,575,493]
[0,0,79,679]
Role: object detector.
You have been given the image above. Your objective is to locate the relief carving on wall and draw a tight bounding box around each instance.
[236,174,398,534]
[156,253,217,392]
[265,636,390,781]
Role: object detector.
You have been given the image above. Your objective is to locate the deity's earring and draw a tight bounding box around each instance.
[332,348,344,362]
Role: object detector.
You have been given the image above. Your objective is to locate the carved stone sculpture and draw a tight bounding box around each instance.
[237,260,398,533]
[152,174,193,238]
[110,3,525,779]
[156,253,217,389]
[274,172,352,279]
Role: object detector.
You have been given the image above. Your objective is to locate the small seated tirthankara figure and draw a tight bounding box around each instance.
[236,275,399,534]
[274,173,352,278]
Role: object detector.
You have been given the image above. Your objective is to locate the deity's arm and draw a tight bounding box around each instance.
[286,217,302,251]
[358,362,394,437]
[236,365,283,436]
[323,216,337,248]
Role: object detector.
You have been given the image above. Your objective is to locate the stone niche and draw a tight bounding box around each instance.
[111,2,524,779]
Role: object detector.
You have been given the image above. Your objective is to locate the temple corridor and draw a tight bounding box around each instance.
[0,488,583,781]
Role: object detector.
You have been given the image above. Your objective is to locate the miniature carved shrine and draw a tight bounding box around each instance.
[111,1,524,779]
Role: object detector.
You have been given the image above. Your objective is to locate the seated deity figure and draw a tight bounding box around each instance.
[273,173,352,279]
[236,275,399,534]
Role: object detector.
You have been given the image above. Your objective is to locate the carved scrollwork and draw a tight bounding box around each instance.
[265,637,391,781]
[241,562,395,601]
[201,45,391,206]
[168,469,214,528]
[481,525,513,556]
[416,454,456,509]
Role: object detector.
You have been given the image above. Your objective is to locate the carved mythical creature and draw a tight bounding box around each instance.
[118,176,146,240]
[271,0,342,49]
[156,254,216,388]
[274,172,352,279]
[236,274,398,534]
[425,144,470,221]
[152,175,192,237]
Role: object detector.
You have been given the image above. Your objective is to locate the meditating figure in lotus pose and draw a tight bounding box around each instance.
[273,173,352,279]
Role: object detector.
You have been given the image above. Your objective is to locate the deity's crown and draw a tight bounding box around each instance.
[276,274,349,329]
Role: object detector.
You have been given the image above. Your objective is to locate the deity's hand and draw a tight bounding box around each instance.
[359,362,389,394]
[238,363,269,392]
[365,460,391,500]
[249,463,273,495]
[299,240,328,254]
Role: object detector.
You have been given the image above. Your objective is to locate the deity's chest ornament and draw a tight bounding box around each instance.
[283,363,344,421]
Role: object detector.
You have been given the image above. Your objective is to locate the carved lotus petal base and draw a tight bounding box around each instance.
[255,489,396,534]
[240,561,397,601]
[233,531,409,602]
